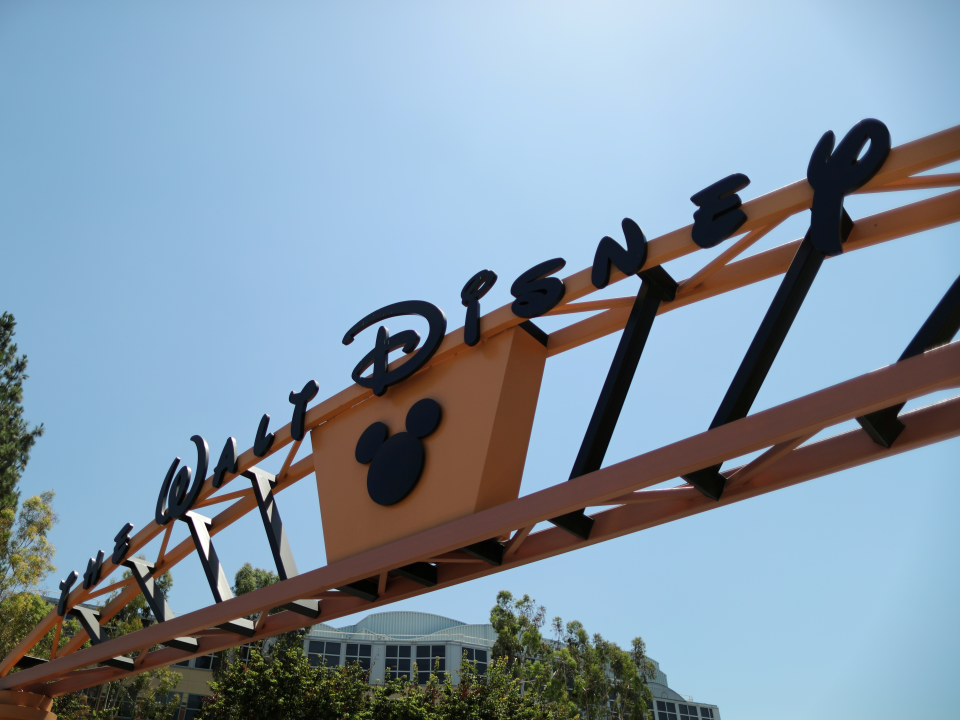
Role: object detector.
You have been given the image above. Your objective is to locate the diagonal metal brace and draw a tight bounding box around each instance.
[857,272,960,447]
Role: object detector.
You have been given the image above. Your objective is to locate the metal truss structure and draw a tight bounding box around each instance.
[2,123,959,716]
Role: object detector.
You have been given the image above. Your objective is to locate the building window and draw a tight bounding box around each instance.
[183,693,207,720]
[416,645,446,684]
[242,644,258,663]
[699,708,714,718]
[679,704,700,720]
[114,687,136,719]
[307,640,342,668]
[656,700,678,720]
[461,647,488,675]
[173,653,218,671]
[345,643,372,670]
[386,645,411,680]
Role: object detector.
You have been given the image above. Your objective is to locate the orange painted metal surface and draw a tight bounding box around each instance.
[1,123,958,706]
[313,324,547,562]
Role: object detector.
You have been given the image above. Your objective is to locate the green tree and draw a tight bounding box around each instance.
[0,490,56,603]
[0,319,61,669]
[199,636,574,720]
[75,664,182,720]
[0,312,44,513]
[0,491,66,665]
[492,590,654,720]
[69,558,179,719]
[489,590,571,712]
[0,589,79,663]
[51,691,116,720]
[232,562,279,597]
[211,563,282,681]
[113,665,183,720]
[490,590,548,669]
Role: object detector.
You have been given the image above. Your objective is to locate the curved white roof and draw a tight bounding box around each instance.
[308,610,495,644]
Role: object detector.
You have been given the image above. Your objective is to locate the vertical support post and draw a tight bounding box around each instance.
[551,266,678,539]
[180,512,257,637]
[65,607,135,670]
[121,558,199,652]
[684,235,826,500]
[243,468,320,619]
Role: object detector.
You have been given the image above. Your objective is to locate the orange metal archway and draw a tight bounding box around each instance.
[2,123,959,720]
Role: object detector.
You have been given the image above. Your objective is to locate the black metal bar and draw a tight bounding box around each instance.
[518,320,549,347]
[244,469,299,580]
[337,579,380,602]
[282,599,321,619]
[122,558,199,653]
[214,618,257,638]
[857,272,960,447]
[392,562,438,587]
[684,235,826,500]
[67,607,136,670]
[179,510,258,636]
[550,266,678,540]
[548,510,597,541]
[13,656,47,670]
[461,539,505,566]
[241,468,321,619]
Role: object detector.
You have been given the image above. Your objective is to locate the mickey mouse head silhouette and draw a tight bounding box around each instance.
[355,398,442,506]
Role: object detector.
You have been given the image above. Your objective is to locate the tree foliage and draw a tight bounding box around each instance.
[0,589,78,664]
[51,691,116,720]
[54,665,183,720]
[490,590,655,720]
[211,562,283,681]
[233,562,279,597]
[0,317,63,669]
[0,490,57,603]
[199,635,574,720]
[0,491,63,665]
[50,559,179,718]
[113,665,183,720]
[0,312,44,513]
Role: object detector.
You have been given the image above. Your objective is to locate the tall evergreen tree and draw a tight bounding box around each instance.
[0,313,44,512]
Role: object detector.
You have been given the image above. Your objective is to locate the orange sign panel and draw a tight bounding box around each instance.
[311,325,547,562]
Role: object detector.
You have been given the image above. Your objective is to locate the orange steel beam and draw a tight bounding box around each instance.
[5,342,959,693]
[859,172,960,193]
[547,188,960,356]
[0,454,318,674]
[2,124,958,681]
[20,391,960,697]
[677,222,780,293]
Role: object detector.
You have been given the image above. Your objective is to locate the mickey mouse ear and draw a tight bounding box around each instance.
[355,422,388,464]
[406,398,442,439]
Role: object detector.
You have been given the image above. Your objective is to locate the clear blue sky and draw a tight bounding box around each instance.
[2,2,958,718]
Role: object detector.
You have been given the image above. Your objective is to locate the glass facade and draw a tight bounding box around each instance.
[415,645,446,684]
[173,653,218,670]
[183,693,205,720]
[656,699,717,720]
[307,640,342,667]
[116,613,717,719]
[386,644,411,681]
[345,643,372,670]
[384,644,481,684]
[461,647,488,675]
